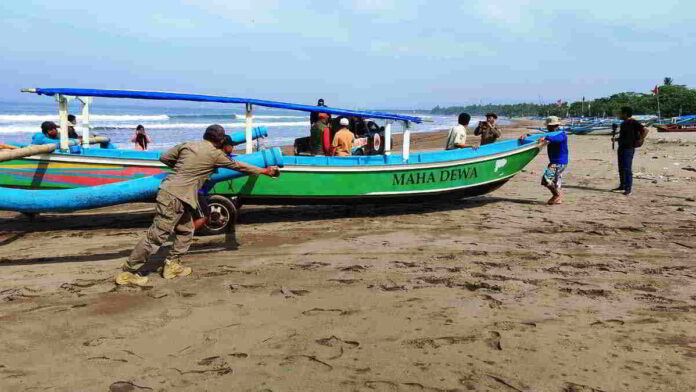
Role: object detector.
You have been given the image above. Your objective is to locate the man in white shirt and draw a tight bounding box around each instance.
[445,113,477,150]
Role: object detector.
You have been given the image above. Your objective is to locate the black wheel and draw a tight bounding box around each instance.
[200,195,237,235]
[21,212,38,221]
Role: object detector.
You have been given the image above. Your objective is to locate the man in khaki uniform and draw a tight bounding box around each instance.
[474,112,502,145]
[332,118,355,156]
[116,125,280,286]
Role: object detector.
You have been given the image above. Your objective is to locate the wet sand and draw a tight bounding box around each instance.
[1,122,695,391]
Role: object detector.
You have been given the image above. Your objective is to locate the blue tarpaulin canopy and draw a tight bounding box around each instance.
[24,88,423,123]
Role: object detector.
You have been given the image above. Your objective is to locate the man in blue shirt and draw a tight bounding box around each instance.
[32,121,82,153]
[539,116,569,205]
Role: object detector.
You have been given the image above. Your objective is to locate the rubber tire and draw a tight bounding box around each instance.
[199,195,237,236]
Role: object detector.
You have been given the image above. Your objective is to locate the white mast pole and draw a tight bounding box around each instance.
[57,94,70,151]
[245,103,253,154]
[80,97,92,148]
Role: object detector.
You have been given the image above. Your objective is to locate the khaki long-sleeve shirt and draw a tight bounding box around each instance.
[158,140,263,209]
[474,122,502,145]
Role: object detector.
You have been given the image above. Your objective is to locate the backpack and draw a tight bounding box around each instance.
[634,120,649,148]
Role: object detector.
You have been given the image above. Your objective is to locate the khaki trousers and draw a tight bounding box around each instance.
[125,191,194,271]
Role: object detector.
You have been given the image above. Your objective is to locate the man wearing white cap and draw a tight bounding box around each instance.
[332,117,355,156]
[539,116,569,205]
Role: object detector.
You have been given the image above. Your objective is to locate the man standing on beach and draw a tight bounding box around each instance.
[474,112,502,145]
[445,113,477,150]
[612,106,647,196]
[116,125,280,286]
[539,116,568,205]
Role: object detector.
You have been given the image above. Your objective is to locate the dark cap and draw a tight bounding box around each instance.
[485,112,498,119]
[221,134,235,147]
[41,121,58,133]
[203,124,226,144]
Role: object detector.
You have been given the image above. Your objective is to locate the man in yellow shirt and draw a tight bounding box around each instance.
[332,118,355,156]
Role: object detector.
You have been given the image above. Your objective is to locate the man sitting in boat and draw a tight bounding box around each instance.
[310,112,331,155]
[67,114,80,139]
[32,121,81,153]
[474,112,502,145]
[67,114,117,149]
[117,125,280,287]
[445,113,478,150]
[332,118,355,156]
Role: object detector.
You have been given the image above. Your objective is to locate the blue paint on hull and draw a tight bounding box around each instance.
[0,148,283,213]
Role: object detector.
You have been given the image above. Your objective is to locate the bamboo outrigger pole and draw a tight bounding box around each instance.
[0,137,110,163]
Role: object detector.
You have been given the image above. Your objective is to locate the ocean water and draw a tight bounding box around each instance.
[0,100,508,151]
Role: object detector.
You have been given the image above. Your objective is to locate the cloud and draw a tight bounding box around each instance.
[181,0,282,26]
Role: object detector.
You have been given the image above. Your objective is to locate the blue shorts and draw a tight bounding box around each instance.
[542,164,566,189]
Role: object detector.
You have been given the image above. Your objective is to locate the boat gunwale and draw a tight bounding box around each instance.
[9,141,542,173]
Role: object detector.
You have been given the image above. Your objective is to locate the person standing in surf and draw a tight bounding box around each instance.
[116,124,280,286]
[132,125,152,151]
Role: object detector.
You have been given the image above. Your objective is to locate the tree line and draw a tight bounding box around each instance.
[431,83,696,118]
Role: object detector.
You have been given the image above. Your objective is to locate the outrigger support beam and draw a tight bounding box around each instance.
[77,96,92,148]
[384,120,392,156]
[56,94,70,152]
[245,103,253,154]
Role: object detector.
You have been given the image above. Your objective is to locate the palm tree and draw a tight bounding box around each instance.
[664,77,673,86]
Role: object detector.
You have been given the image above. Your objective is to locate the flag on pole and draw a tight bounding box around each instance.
[651,85,659,95]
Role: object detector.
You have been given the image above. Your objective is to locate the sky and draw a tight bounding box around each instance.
[0,0,694,109]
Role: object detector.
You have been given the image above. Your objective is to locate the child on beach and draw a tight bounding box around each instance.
[539,116,568,205]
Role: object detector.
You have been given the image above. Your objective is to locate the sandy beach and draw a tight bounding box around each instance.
[1,122,695,392]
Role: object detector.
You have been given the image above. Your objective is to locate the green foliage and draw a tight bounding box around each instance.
[431,84,696,118]
[664,77,673,86]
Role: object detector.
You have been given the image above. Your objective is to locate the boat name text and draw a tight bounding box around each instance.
[392,167,478,186]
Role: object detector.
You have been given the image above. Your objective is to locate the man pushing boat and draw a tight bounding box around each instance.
[116,124,280,286]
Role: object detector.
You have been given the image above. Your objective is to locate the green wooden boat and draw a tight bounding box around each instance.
[0,88,549,234]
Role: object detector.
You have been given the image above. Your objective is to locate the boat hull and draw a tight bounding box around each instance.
[0,139,544,209]
[210,143,541,204]
[656,124,696,133]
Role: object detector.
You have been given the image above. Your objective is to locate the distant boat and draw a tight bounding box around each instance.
[656,123,696,133]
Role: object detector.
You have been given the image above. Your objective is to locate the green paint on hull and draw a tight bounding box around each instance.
[210,147,540,199]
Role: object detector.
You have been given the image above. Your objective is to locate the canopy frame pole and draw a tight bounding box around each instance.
[384,120,392,156]
[78,97,92,148]
[245,103,253,154]
[56,94,70,151]
[402,128,411,162]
